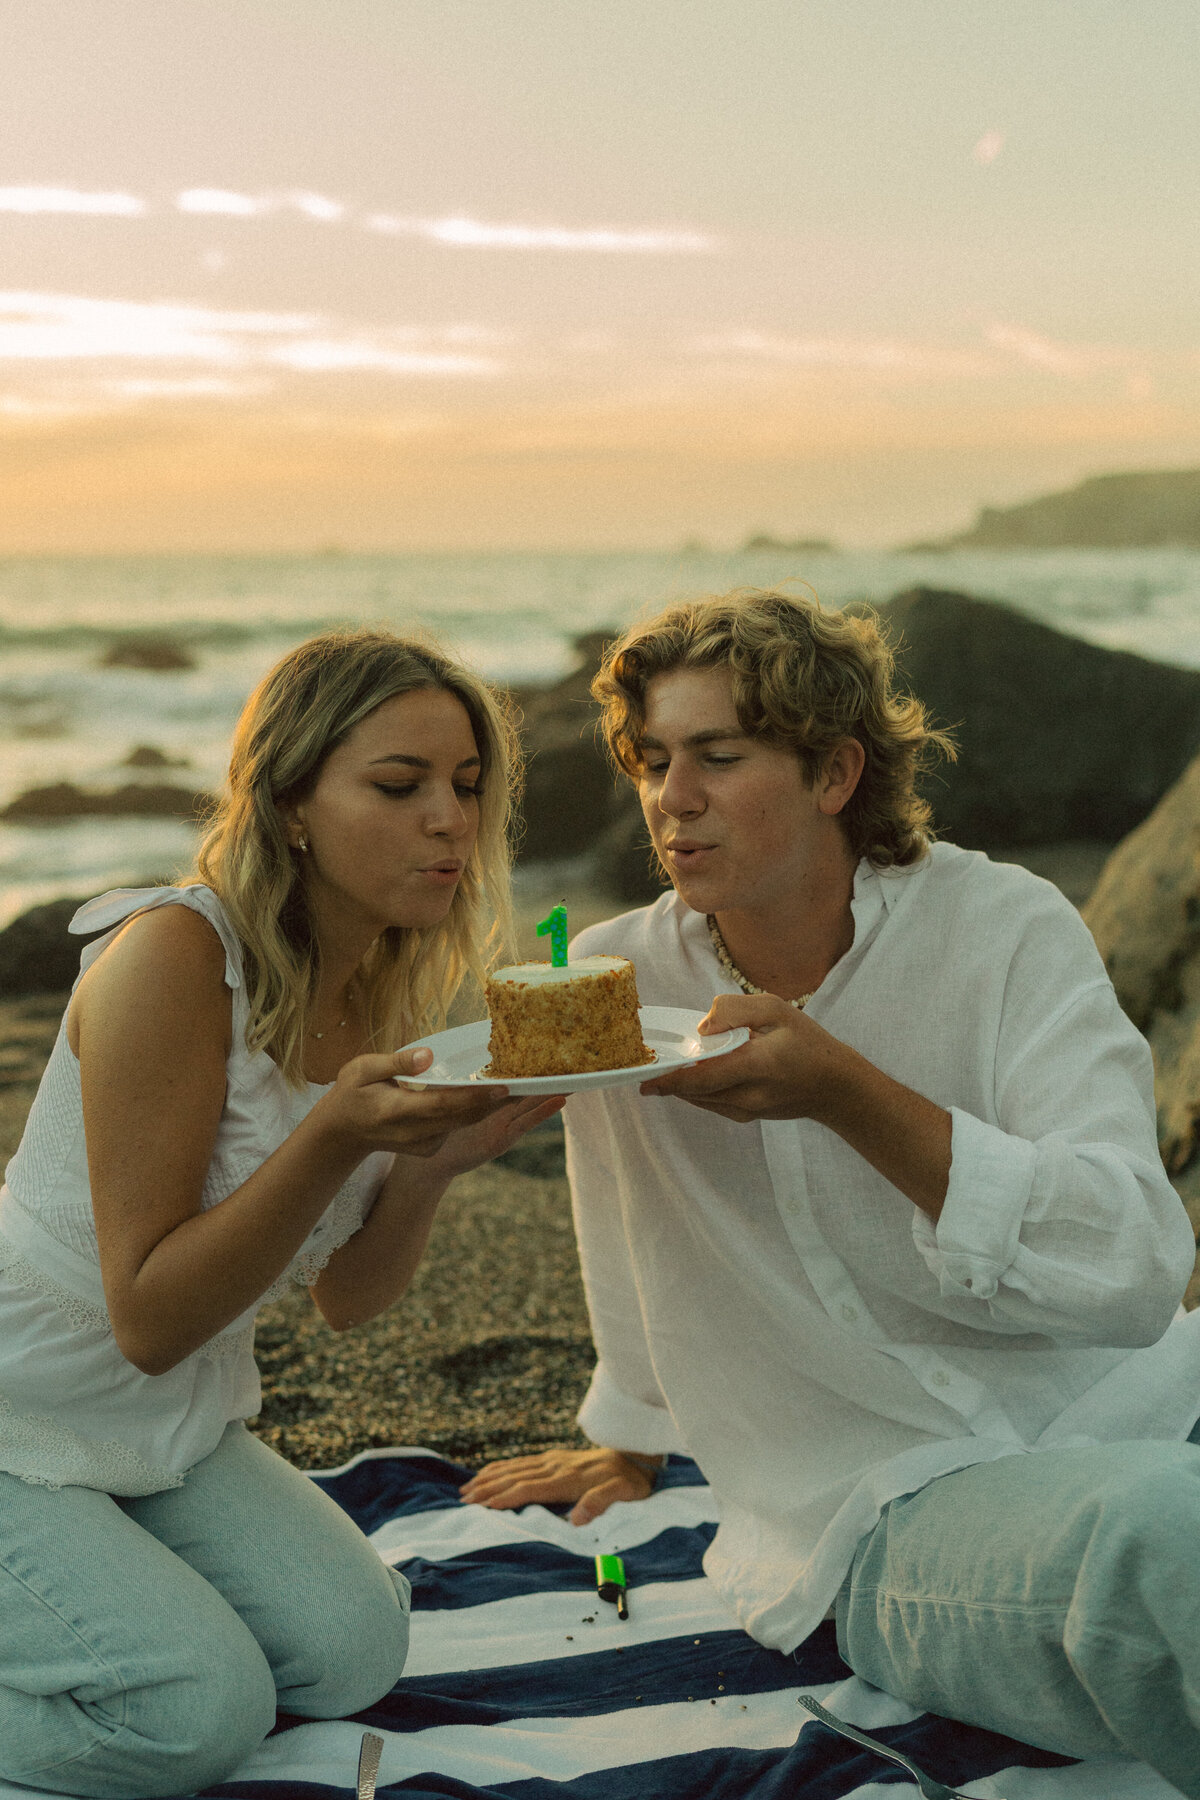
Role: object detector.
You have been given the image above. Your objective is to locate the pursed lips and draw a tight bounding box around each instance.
[664,839,717,861]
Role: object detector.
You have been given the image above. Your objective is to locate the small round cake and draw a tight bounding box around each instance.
[484,955,655,1078]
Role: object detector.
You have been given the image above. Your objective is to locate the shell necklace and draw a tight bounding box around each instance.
[706,915,815,1011]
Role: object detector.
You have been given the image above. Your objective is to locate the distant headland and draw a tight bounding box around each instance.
[905,468,1200,552]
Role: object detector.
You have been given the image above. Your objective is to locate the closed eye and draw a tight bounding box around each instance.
[373,781,481,800]
[640,753,739,774]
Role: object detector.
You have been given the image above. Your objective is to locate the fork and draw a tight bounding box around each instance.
[797,1695,1007,1800]
[356,1729,384,1800]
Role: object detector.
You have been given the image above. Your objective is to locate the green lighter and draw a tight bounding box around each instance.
[594,1553,628,1620]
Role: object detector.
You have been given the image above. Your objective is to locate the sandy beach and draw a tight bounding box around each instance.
[0,841,1117,1473]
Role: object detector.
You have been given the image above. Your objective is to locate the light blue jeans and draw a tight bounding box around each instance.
[0,1421,410,1798]
[837,1421,1200,1799]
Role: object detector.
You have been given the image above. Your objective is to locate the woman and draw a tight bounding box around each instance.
[0,629,557,1798]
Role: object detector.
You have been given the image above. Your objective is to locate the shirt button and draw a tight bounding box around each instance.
[839,1302,857,1323]
[786,1198,802,1214]
[931,1369,950,1388]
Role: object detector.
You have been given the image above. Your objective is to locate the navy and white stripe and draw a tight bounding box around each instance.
[10,1452,1174,1799]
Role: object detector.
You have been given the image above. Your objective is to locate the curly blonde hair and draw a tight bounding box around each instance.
[593,588,954,869]
[193,628,520,1084]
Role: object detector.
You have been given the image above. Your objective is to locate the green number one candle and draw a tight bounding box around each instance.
[536,903,569,967]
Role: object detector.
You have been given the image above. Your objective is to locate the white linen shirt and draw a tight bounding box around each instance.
[566,843,1200,1652]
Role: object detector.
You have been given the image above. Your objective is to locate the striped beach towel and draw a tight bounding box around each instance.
[189,1448,1178,1800]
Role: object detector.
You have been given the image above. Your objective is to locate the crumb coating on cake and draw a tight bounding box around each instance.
[484,955,655,1077]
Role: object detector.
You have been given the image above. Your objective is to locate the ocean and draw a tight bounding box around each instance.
[3,543,1200,929]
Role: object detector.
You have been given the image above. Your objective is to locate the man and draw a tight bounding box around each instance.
[461,588,1200,1795]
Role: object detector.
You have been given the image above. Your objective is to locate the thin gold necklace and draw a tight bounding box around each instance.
[706,915,815,1011]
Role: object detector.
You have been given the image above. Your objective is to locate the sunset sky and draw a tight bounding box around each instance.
[1,0,1198,551]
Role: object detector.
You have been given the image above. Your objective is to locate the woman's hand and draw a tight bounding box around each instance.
[311,1045,510,1158]
[459,1447,657,1525]
[424,1093,566,1179]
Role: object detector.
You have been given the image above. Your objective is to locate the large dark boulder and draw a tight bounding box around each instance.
[513,630,636,863]
[516,589,1200,887]
[0,898,98,997]
[519,739,628,861]
[879,588,1200,849]
[1080,757,1200,1304]
[593,809,670,905]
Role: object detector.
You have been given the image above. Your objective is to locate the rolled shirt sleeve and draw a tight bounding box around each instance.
[912,977,1194,1346]
[577,1358,688,1455]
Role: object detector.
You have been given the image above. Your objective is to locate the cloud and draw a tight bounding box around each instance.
[0,293,506,389]
[972,131,1006,165]
[363,214,718,253]
[0,293,313,362]
[103,377,268,399]
[0,184,713,252]
[175,187,348,221]
[270,339,501,376]
[176,188,268,217]
[983,320,1134,377]
[0,186,145,215]
[286,190,346,222]
[690,331,985,374]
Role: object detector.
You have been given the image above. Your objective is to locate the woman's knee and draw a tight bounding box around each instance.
[285,1561,411,1719]
[115,1641,277,1797]
[2,1638,277,1799]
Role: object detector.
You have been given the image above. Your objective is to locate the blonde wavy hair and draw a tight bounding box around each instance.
[194,628,520,1085]
[593,588,955,869]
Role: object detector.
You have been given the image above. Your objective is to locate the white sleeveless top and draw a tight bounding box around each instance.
[0,885,393,1494]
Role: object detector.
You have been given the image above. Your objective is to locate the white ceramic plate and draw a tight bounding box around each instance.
[402,1005,750,1096]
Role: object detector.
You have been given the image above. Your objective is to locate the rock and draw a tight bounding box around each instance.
[99,635,195,672]
[878,588,1200,849]
[0,898,98,997]
[0,782,212,821]
[1077,756,1200,1291]
[1082,759,1200,1029]
[515,591,1200,897]
[515,629,636,869]
[520,739,627,861]
[743,533,836,553]
[122,744,191,770]
[592,809,669,905]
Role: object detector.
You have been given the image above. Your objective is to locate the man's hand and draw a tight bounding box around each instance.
[642,992,953,1217]
[640,993,845,1122]
[459,1447,658,1525]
